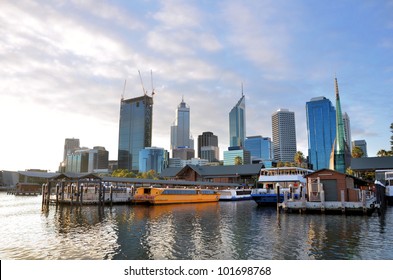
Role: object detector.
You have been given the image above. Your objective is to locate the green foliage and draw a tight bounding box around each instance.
[234,156,243,165]
[351,146,364,158]
[111,169,158,180]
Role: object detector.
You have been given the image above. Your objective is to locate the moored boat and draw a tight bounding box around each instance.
[251,167,313,206]
[217,188,252,201]
[385,171,393,205]
[132,187,220,205]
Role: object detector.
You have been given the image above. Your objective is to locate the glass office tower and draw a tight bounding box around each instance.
[244,136,273,162]
[229,94,246,147]
[306,96,336,170]
[118,95,153,171]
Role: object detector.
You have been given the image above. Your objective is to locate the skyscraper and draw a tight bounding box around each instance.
[63,138,80,161]
[272,109,297,162]
[229,94,246,148]
[118,95,153,171]
[198,131,219,162]
[352,140,368,157]
[244,136,273,163]
[170,97,194,150]
[306,97,336,170]
[139,147,168,174]
[329,77,351,173]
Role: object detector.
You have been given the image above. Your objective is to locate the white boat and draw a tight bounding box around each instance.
[251,167,314,206]
[385,171,393,205]
[217,188,252,201]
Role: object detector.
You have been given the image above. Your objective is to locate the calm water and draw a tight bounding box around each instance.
[1,192,393,260]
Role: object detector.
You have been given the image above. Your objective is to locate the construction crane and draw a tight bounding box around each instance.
[150,70,155,97]
[138,70,147,95]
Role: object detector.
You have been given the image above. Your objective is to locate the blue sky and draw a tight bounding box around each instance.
[1,0,392,171]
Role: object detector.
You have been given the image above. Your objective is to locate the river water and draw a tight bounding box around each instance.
[1,192,392,260]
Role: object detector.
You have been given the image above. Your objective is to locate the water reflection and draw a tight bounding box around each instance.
[1,193,393,260]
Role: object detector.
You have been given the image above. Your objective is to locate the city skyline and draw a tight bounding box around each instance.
[1,1,393,171]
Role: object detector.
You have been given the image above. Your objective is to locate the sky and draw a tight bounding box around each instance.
[1,0,393,172]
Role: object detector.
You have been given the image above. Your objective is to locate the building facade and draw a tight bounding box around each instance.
[352,140,368,157]
[170,97,194,150]
[66,146,109,173]
[118,95,153,172]
[138,147,168,174]
[229,94,246,147]
[198,131,219,162]
[306,96,336,170]
[223,149,251,166]
[244,136,273,163]
[272,109,297,163]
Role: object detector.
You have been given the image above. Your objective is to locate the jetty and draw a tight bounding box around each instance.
[277,169,383,215]
[12,171,240,211]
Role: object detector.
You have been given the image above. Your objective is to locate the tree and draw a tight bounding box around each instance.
[294,151,305,166]
[352,146,364,158]
[377,149,393,157]
[234,156,243,165]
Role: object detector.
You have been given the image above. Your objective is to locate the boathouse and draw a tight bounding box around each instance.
[160,163,263,187]
[305,169,369,202]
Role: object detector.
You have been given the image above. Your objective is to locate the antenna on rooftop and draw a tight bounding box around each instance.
[241,82,244,97]
[121,79,126,100]
[138,70,147,95]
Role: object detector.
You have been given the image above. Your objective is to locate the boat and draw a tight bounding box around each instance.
[251,167,314,206]
[132,187,220,205]
[216,188,252,201]
[385,171,393,205]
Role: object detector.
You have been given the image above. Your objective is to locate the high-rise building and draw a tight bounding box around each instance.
[66,146,109,173]
[244,136,273,163]
[63,138,80,161]
[229,94,246,148]
[139,147,168,174]
[198,132,219,162]
[118,95,153,172]
[170,97,193,150]
[88,146,109,173]
[329,77,351,173]
[352,140,368,157]
[223,149,251,165]
[306,97,336,170]
[272,109,297,162]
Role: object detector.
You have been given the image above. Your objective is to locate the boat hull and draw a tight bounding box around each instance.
[251,193,299,206]
[133,194,220,205]
[218,189,252,201]
[132,187,220,205]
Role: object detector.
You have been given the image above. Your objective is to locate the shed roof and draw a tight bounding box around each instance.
[351,156,393,171]
[167,163,263,178]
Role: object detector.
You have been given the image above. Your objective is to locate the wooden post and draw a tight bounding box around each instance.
[320,190,325,212]
[46,181,51,209]
[102,183,106,205]
[110,185,113,207]
[71,183,74,206]
[41,183,46,211]
[341,190,345,213]
[55,183,59,206]
[276,185,280,212]
[80,182,84,205]
[61,182,65,203]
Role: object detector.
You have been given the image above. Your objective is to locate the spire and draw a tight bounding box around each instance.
[335,76,340,100]
[331,76,348,173]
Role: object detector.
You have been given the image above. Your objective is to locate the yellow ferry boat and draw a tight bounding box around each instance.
[132,187,220,205]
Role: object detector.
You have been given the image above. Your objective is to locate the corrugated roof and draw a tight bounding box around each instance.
[351,157,393,171]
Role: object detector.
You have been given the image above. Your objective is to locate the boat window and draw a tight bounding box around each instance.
[143,188,151,194]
